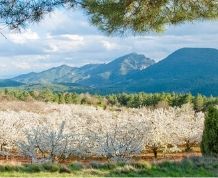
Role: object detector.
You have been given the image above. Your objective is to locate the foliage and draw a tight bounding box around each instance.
[86,0,218,35]
[201,107,218,155]
[1,89,218,111]
[0,1,217,34]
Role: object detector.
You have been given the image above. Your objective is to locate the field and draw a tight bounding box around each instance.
[0,100,216,177]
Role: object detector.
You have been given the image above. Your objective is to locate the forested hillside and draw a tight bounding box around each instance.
[1,89,218,112]
[118,48,218,95]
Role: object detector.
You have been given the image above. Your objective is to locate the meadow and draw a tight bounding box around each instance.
[0,156,217,177]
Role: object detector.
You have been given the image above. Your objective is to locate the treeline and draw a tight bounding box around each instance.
[1,89,218,111]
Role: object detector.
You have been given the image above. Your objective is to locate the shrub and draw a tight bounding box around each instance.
[59,165,71,174]
[0,165,5,172]
[22,164,43,173]
[0,165,23,172]
[89,161,105,169]
[69,162,84,171]
[113,165,137,174]
[131,161,151,169]
[42,163,60,172]
[201,107,218,155]
[89,161,116,170]
[4,165,18,172]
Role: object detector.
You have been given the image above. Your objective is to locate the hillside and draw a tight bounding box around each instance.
[120,48,218,95]
[0,79,23,87]
[12,53,154,86]
[12,64,101,84]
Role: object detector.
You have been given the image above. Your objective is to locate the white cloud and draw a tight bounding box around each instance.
[101,40,121,50]
[0,10,218,78]
[8,29,39,44]
[42,34,85,53]
[60,34,84,41]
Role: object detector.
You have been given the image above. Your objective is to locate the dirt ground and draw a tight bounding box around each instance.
[0,150,202,165]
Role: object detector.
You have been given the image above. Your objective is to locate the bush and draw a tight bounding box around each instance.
[59,165,71,174]
[201,107,218,155]
[69,162,84,171]
[0,165,5,172]
[89,161,105,169]
[131,161,151,169]
[113,165,137,174]
[42,163,60,172]
[4,165,20,172]
[89,161,116,170]
[22,164,43,173]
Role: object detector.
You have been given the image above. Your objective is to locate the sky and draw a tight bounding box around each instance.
[0,9,218,78]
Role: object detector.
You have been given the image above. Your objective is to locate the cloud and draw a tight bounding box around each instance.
[8,29,39,44]
[0,10,217,78]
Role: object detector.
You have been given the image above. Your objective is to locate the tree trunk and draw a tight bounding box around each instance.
[152,147,158,159]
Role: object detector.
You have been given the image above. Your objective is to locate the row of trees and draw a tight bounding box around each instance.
[1,89,218,111]
[0,102,204,162]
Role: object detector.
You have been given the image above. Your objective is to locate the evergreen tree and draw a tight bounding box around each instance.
[1,0,217,34]
[201,107,218,155]
[39,89,54,102]
[58,93,65,104]
[193,94,205,111]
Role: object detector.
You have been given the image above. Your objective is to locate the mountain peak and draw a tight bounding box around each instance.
[60,64,70,67]
[55,64,73,69]
[171,47,218,55]
[163,48,218,63]
[103,53,155,75]
[177,47,217,51]
[125,52,140,56]
[109,52,154,64]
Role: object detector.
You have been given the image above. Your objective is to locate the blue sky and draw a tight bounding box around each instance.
[0,9,218,78]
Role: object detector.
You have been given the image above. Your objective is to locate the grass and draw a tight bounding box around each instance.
[0,156,217,177]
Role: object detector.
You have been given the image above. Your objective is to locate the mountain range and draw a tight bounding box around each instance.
[11,53,155,88]
[1,48,218,96]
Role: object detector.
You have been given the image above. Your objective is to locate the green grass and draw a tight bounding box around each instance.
[0,156,217,177]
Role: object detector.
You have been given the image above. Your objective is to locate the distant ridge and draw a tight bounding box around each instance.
[12,53,155,86]
[2,48,218,96]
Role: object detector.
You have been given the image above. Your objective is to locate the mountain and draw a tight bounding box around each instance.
[12,53,155,86]
[4,48,218,96]
[118,48,218,95]
[78,53,155,87]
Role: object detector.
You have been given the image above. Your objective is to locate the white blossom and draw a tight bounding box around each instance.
[0,101,205,161]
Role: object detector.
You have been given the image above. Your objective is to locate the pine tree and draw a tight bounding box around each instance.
[1,0,217,34]
[193,94,205,111]
[201,107,218,155]
[58,94,65,104]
